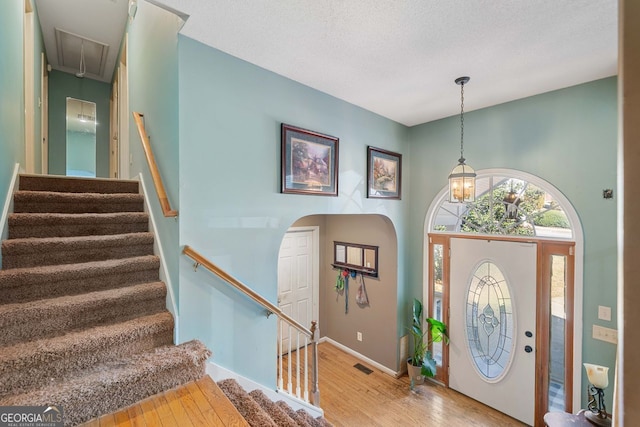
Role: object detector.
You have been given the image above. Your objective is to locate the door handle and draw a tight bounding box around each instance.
[524,345,533,353]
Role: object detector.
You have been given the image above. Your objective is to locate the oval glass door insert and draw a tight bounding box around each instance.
[466,261,514,382]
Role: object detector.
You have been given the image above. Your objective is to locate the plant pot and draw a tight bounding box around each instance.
[407,360,424,389]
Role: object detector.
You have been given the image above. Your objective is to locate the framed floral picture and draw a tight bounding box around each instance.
[367,146,401,199]
[281,124,339,196]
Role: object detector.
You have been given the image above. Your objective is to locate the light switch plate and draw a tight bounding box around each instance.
[593,324,617,344]
[598,305,612,321]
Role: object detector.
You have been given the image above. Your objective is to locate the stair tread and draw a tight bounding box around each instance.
[0,340,209,400]
[14,190,144,201]
[0,255,160,285]
[19,174,140,194]
[2,232,154,253]
[0,311,174,364]
[0,340,211,427]
[8,211,149,223]
[0,281,167,345]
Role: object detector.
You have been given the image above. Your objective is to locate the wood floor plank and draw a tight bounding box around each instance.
[196,377,250,427]
[164,389,195,427]
[139,397,163,427]
[125,404,146,427]
[149,394,177,426]
[184,381,226,426]
[113,409,132,427]
[97,413,116,427]
[175,384,208,427]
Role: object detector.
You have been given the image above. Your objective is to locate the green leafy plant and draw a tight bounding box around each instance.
[408,298,449,378]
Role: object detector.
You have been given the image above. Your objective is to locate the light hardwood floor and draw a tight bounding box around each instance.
[79,376,248,427]
[315,342,526,426]
[83,341,526,426]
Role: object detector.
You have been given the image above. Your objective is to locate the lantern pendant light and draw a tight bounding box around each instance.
[448,76,476,203]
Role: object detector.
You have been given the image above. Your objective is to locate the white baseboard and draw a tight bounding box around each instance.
[137,174,179,342]
[206,361,324,418]
[0,164,20,243]
[319,337,401,378]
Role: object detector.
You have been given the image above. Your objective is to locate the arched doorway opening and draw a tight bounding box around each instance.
[424,168,583,426]
[279,214,400,373]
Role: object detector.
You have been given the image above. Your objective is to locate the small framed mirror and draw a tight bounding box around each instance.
[333,241,378,277]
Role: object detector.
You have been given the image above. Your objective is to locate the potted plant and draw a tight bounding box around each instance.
[407,298,449,389]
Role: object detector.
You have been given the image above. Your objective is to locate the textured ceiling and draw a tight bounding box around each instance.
[157,0,618,126]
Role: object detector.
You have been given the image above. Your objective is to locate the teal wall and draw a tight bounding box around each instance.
[0,0,25,194]
[48,71,110,177]
[406,77,618,408]
[177,36,409,386]
[127,0,183,307]
[66,130,96,176]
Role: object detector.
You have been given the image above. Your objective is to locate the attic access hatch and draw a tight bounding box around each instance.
[55,28,109,78]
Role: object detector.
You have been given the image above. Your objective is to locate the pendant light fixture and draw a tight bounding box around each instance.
[448,76,476,203]
[503,180,521,219]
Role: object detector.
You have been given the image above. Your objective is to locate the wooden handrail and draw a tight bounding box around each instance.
[182,245,313,338]
[132,112,178,217]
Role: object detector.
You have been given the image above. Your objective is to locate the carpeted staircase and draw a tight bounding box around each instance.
[0,174,211,426]
[217,378,332,427]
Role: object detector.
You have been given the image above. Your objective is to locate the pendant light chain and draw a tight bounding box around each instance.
[448,75,475,203]
[460,81,465,162]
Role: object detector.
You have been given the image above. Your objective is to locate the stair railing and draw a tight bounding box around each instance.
[182,245,320,406]
[132,112,178,218]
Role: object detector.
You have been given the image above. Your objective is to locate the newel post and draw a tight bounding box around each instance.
[310,320,320,406]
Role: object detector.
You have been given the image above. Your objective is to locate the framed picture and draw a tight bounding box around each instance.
[281,124,339,196]
[367,146,402,199]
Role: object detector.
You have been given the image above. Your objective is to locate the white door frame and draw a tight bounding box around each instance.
[110,77,119,178]
[40,52,48,174]
[23,0,35,173]
[117,34,130,180]
[423,168,584,412]
[281,226,320,337]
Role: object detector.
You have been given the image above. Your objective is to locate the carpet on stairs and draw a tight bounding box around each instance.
[0,174,211,426]
[217,378,332,427]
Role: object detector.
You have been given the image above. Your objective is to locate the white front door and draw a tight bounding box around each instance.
[449,238,537,425]
[277,229,317,351]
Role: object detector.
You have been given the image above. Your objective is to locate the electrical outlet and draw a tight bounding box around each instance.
[593,324,617,344]
[598,305,611,321]
[357,332,362,342]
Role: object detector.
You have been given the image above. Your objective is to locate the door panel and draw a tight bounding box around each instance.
[278,230,314,352]
[449,238,537,425]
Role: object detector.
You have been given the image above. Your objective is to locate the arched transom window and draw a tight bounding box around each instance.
[431,174,573,239]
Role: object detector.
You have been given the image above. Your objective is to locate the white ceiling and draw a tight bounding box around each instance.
[156,0,618,126]
[35,0,618,126]
[36,0,129,83]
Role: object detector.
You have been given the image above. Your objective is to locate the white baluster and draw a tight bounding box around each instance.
[296,332,301,399]
[287,325,293,394]
[304,336,309,402]
[278,318,283,390]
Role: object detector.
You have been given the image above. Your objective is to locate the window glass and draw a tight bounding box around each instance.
[433,175,572,239]
[466,261,514,381]
[432,244,444,367]
[548,255,567,411]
